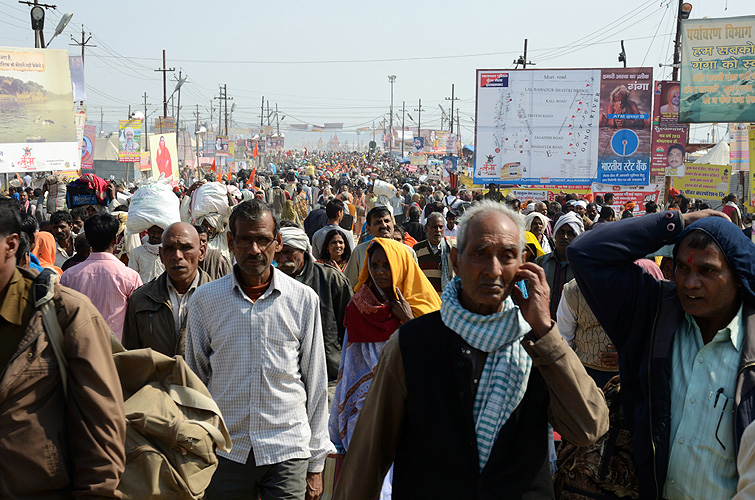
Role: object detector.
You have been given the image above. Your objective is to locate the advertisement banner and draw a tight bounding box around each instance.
[154,117,175,134]
[215,136,230,157]
[140,151,151,172]
[679,16,755,123]
[475,67,651,186]
[204,132,215,156]
[0,46,79,174]
[501,185,593,203]
[81,124,95,169]
[651,81,689,176]
[591,182,662,214]
[410,154,427,166]
[148,133,178,182]
[597,68,652,185]
[68,55,85,102]
[671,163,731,199]
[731,123,751,171]
[118,119,141,162]
[413,137,424,152]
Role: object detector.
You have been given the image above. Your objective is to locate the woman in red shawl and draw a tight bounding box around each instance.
[156,135,172,178]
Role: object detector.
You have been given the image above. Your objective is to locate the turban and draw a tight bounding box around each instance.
[553,211,584,237]
[575,200,587,209]
[524,212,549,232]
[280,226,311,253]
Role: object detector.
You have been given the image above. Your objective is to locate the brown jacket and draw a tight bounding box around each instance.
[122,269,212,357]
[0,267,126,499]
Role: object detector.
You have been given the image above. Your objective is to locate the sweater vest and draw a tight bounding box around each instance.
[393,311,554,500]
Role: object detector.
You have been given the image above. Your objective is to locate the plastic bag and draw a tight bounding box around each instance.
[126,181,181,235]
[190,182,230,222]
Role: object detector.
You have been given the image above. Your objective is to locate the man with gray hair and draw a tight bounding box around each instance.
[334,200,608,499]
[413,211,455,294]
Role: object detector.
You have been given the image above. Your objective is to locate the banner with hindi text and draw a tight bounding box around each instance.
[679,16,755,123]
[671,163,731,200]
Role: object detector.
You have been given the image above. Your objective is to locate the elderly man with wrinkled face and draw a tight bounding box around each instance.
[569,209,755,499]
[335,200,608,500]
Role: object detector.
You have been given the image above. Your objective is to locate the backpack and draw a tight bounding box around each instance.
[552,376,639,500]
[34,269,232,500]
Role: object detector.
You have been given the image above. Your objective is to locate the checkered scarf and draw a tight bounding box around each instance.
[440,277,532,470]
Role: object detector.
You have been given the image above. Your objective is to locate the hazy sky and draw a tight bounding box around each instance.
[0,0,751,146]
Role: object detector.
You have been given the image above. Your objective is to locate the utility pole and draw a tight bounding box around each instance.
[266,101,271,126]
[223,84,232,136]
[69,28,94,106]
[275,103,280,135]
[401,101,406,157]
[445,84,459,136]
[513,38,535,69]
[175,69,183,132]
[260,96,265,127]
[456,108,460,147]
[142,92,150,150]
[154,50,174,119]
[214,87,223,135]
[208,101,214,132]
[194,104,201,165]
[414,99,425,140]
[672,0,684,81]
[388,75,396,159]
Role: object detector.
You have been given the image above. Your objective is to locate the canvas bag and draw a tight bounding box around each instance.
[34,269,231,500]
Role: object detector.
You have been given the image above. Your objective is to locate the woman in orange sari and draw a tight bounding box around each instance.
[35,231,63,277]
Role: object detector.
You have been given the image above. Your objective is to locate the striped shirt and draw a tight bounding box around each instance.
[185,266,334,472]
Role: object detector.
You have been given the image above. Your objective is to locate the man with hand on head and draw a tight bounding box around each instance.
[123,222,210,356]
[569,207,755,499]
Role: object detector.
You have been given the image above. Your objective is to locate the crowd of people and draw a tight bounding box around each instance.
[3,151,755,500]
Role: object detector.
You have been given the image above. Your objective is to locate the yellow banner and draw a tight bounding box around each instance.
[671,163,730,200]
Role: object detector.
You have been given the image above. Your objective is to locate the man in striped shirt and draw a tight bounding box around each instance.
[186,200,333,500]
[413,212,454,294]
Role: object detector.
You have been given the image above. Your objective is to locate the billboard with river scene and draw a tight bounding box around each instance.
[0,46,78,173]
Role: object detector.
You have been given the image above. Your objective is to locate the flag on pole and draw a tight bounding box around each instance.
[253,142,259,158]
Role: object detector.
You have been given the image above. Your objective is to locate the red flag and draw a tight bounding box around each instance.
[248,168,256,187]
[210,159,217,172]
[253,142,259,158]
[217,165,222,183]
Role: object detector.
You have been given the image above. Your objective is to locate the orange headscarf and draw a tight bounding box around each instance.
[35,231,63,276]
[355,237,441,318]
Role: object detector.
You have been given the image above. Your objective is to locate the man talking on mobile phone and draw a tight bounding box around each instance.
[334,200,609,499]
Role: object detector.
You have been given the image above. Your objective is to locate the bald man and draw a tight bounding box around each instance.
[123,223,210,356]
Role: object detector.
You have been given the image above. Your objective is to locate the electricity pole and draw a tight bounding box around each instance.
[401,101,406,157]
[672,0,684,81]
[388,75,396,159]
[194,104,201,166]
[260,96,265,127]
[414,99,425,140]
[142,92,150,150]
[214,87,224,135]
[154,50,174,118]
[19,0,56,48]
[223,84,232,136]
[445,84,459,136]
[513,39,535,69]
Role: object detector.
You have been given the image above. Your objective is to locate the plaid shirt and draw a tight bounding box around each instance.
[186,267,333,472]
[293,194,309,223]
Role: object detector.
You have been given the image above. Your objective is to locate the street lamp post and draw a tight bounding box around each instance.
[388,75,396,160]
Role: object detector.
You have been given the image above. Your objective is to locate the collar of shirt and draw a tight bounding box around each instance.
[84,252,122,263]
[0,268,31,326]
[683,303,743,352]
[166,271,201,297]
[231,265,282,303]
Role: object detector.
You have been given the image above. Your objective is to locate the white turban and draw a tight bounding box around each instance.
[280,226,311,253]
[524,212,549,232]
[553,211,584,237]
